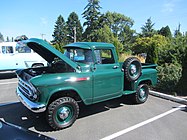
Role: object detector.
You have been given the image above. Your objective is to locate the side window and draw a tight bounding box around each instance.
[2,46,6,54]
[2,46,13,54]
[94,49,115,64]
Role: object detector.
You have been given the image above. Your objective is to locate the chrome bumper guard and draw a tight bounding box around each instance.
[16,87,46,113]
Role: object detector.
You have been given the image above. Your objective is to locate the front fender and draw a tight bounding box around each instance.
[31,73,93,105]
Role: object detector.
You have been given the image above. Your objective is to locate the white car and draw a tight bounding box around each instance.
[0,41,46,71]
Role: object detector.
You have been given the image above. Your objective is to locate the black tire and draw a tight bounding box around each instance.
[47,97,79,130]
[32,63,44,68]
[132,84,149,104]
[123,57,142,82]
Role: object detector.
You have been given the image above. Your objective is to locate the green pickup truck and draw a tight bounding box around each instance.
[16,38,157,130]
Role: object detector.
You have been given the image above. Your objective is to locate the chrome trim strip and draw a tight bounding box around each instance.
[16,87,46,113]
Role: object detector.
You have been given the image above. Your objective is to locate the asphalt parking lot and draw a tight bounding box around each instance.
[0,73,187,140]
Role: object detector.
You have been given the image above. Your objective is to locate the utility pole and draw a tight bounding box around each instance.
[67,27,76,42]
[41,33,46,40]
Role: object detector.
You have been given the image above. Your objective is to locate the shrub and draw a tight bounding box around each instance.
[156,63,182,95]
[176,48,187,95]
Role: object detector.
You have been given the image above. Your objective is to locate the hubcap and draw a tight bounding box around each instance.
[59,107,70,120]
[0,122,2,128]
[130,64,137,76]
[56,105,73,124]
[139,88,146,99]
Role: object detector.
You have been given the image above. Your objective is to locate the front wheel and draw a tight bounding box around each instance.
[47,97,79,130]
[132,84,149,104]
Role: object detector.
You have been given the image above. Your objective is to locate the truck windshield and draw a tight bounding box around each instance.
[16,42,31,53]
[64,48,93,64]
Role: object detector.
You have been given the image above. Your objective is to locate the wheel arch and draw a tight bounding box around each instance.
[138,79,152,86]
[48,89,83,106]
[31,63,44,68]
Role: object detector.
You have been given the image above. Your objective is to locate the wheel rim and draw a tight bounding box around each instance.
[138,87,146,101]
[129,64,138,78]
[56,105,73,125]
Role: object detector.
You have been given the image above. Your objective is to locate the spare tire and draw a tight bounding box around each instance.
[123,57,142,82]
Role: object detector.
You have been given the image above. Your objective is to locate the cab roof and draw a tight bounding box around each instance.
[64,42,115,49]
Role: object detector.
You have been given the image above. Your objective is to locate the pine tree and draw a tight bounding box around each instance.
[82,0,102,41]
[52,15,67,50]
[158,25,172,38]
[141,17,156,37]
[174,23,182,37]
[6,36,10,42]
[66,12,83,43]
[0,32,4,42]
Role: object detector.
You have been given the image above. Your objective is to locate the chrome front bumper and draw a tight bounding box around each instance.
[16,87,46,113]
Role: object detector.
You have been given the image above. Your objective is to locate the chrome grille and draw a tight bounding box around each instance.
[18,78,35,101]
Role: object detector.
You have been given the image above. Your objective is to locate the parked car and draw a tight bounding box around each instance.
[0,41,46,71]
[0,120,55,140]
[16,38,157,130]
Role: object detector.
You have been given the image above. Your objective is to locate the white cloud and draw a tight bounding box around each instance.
[161,0,183,13]
[40,17,48,26]
[162,1,175,13]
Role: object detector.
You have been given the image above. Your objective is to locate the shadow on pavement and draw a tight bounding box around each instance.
[0,102,53,132]
[79,95,134,119]
[0,96,137,132]
[181,106,187,113]
[0,71,17,79]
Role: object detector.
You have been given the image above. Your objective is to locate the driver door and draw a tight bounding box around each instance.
[93,49,123,103]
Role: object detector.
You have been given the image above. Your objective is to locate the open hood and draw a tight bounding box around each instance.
[24,38,79,70]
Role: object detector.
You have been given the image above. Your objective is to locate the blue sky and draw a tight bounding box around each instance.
[1,0,187,41]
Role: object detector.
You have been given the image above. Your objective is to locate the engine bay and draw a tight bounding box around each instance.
[17,60,75,81]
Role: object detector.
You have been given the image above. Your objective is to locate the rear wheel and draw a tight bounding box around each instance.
[47,97,79,130]
[132,84,149,104]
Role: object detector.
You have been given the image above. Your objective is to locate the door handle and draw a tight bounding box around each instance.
[113,66,119,69]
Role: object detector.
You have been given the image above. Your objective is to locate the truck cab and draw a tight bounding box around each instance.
[16,38,157,130]
[63,42,124,103]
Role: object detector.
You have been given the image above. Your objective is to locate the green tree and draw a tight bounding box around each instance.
[103,12,134,37]
[174,23,182,37]
[94,25,123,55]
[52,15,67,51]
[119,25,136,52]
[100,12,135,52]
[82,0,102,41]
[6,36,10,42]
[166,34,187,65]
[158,25,172,38]
[141,17,156,37]
[66,12,83,43]
[132,35,168,64]
[177,46,187,95]
[156,63,182,94]
[156,32,187,95]
[0,32,4,42]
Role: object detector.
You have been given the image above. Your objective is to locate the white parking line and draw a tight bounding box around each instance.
[0,102,19,107]
[0,81,17,85]
[100,105,186,140]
